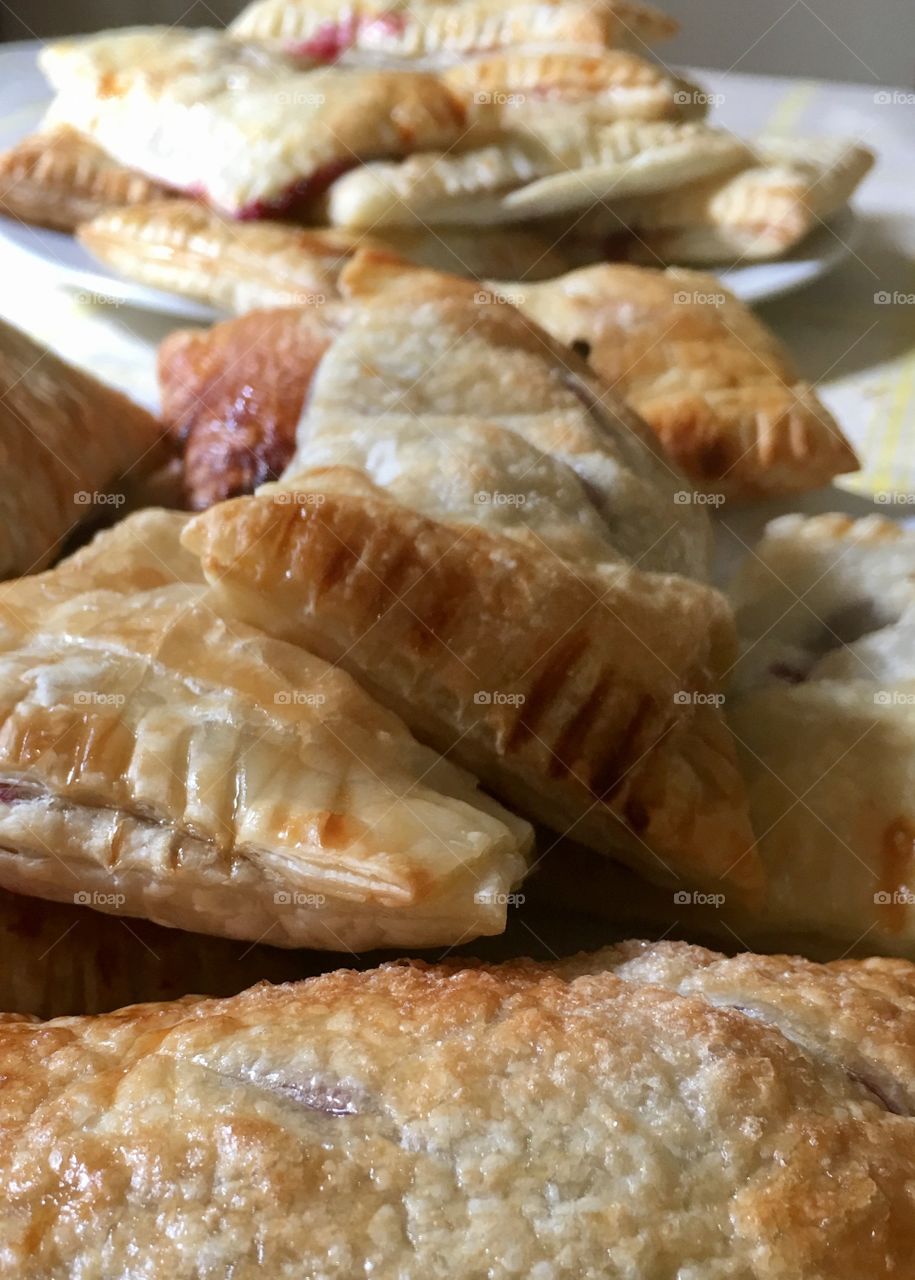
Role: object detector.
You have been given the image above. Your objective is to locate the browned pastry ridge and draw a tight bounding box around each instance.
[513,263,859,498]
[1,940,915,1277]
[0,315,165,578]
[0,126,174,233]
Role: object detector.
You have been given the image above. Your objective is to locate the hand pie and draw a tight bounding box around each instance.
[512,263,858,499]
[615,136,874,263]
[326,118,747,227]
[229,0,678,63]
[0,886,312,1017]
[183,262,760,898]
[77,198,574,316]
[0,126,173,233]
[0,315,165,579]
[4,940,915,1277]
[0,510,531,949]
[40,28,467,217]
[444,48,704,121]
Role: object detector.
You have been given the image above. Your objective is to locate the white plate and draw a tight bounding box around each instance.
[0,38,861,324]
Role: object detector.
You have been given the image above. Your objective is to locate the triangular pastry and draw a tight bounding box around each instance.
[0,315,165,579]
[326,118,747,226]
[3,941,915,1275]
[0,511,532,949]
[229,0,678,63]
[183,264,759,897]
[77,198,574,316]
[40,28,467,217]
[512,263,858,498]
[0,126,174,233]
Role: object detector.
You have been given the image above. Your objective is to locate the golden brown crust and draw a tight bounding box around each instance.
[0,126,173,232]
[184,468,757,897]
[515,263,859,499]
[2,939,915,1277]
[0,316,165,578]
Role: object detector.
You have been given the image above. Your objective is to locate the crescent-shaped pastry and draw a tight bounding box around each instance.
[0,316,165,579]
[0,126,174,232]
[512,263,859,499]
[40,28,467,217]
[2,940,915,1276]
[229,0,678,63]
[0,509,532,949]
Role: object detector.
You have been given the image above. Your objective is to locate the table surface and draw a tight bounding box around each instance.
[0,57,913,544]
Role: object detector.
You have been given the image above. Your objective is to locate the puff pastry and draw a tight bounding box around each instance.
[616,136,875,263]
[0,126,173,233]
[444,48,703,121]
[183,262,760,898]
[77,198,573,316]
[0,315,164,579]
[513,263,859,499]
[0,886,311,1017]
[0,509,532,949]
[40,28,466,217]
[230,0,678,63]
[3,939,915,1276]
[326,118,748,227]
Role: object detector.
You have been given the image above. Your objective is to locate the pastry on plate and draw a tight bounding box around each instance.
[0,315,164,579]
[40,27,467,217]
[77,199,573,315]
[3,939,915,1277]
[445,48,704,121]
[325,117,748,227]
[183,258,760,898]
[513,263,859,499]
[229,0,678,63]
[0,509,532,949]
[612,136,875,263]
[0,886,312,1017]
[0,126,173,232]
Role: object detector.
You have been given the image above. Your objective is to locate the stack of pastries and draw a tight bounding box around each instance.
[0,6,911,1277]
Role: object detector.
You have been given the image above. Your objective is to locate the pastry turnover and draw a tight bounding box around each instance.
[2,940,915,1276]
[230,0,678,63]
[40,28,467,217]
[613,136,875,263]
[0,316,164,579]
[77,199,573,316]
[0,509,532,949]
[0,126,173,233]
[183,260,760,898]
[0,886,310,1017]
[326,117,747,227]
[513,263,859,499]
